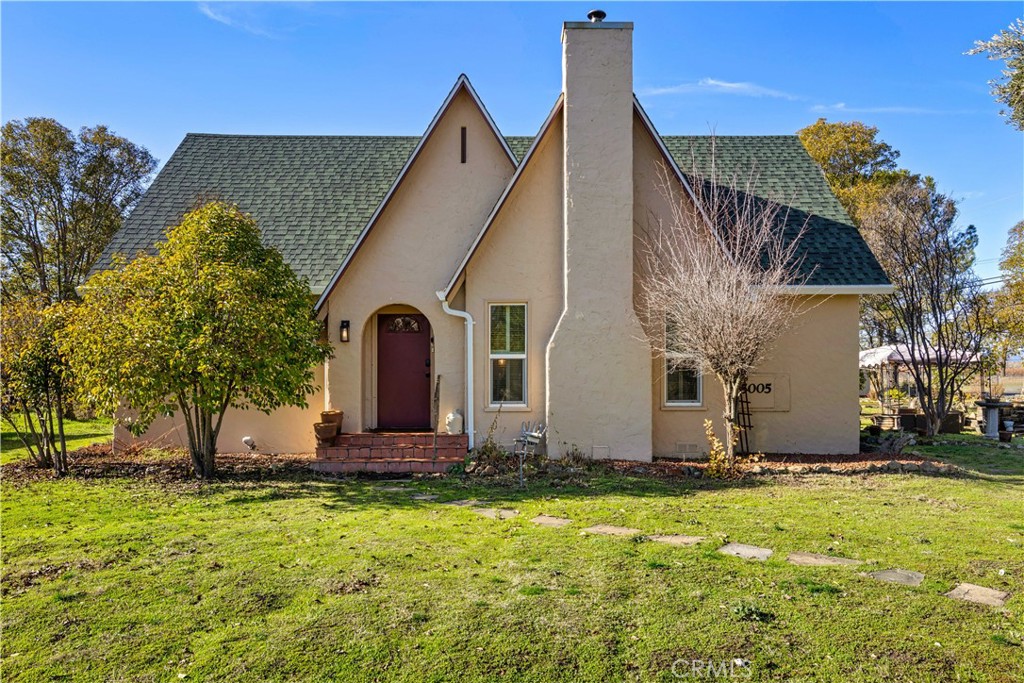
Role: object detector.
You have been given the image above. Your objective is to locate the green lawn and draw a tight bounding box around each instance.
[2,438,1022,681]
[1,416,112,465]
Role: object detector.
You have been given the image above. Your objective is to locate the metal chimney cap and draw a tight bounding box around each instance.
[587,9,606,23]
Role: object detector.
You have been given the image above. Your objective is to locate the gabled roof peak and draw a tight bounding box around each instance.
[313,73,518,311]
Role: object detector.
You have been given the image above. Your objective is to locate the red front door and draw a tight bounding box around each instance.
[377,313,431,430]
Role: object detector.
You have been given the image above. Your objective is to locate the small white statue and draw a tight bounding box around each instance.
[445,409,464,435]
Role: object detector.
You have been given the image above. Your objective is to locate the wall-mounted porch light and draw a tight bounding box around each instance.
[340,320,350,343]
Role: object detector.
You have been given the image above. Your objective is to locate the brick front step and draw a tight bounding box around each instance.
[311,459,457,474]
[329,432,469,449]
[312,432,468,474]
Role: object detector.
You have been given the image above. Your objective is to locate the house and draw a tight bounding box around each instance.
[101,12,890,467]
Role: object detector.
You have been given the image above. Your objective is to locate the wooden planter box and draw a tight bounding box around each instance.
[940,411,963,434]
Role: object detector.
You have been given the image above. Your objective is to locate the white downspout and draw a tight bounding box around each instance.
[436,291,475,449]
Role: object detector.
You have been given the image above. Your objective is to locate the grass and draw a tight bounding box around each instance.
[1,436,1023,681]
[1,416,112,465]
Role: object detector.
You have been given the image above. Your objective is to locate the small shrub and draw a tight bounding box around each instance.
[731,601,775,623]
[885,388,909,408]
[704,420,760,479]
[796,577,842,595]
[560,443,592,469]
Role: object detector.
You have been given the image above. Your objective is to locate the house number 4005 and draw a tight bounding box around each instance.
[747,383,773,394]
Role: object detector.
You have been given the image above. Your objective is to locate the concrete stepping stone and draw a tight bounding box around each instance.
[531,515,573,528]
[945,582,1009,607]
[473,508,519,520]
[411,494,439,501]
[375,486,408,492]
[648,534,704,546]
[718,542,773,561]
[442,499,485,507]
[867,569,924,586]
[787,552,862,567]
[582,524,642,537]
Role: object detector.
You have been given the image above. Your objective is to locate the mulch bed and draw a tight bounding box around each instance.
[1,443,317,486]
[607,451,957,480]
[3,444,958,487]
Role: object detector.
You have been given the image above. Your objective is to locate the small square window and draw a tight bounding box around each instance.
[666,361,701,404]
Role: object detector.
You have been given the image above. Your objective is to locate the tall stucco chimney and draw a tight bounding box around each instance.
[546,12,653,460]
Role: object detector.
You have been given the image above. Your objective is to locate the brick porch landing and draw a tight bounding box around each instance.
[311,433,468,474]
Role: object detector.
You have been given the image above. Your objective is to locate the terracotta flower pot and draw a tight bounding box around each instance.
[314,422,339,440]
[320,410,344,426]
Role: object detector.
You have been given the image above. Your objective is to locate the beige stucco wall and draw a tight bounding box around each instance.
[649,295,862,456]
[113,364,324,454]
[630,118,862,456]
[463,110,564,448]
[322,87,517,434]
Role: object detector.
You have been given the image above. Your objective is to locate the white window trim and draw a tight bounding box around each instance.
[487,302,528,408]
[663,355,704,408]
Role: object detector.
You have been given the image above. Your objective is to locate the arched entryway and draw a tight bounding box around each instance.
[370,306,433,431]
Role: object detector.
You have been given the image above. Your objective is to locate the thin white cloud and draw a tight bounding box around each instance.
[198,3,278,39]
[639,78,801,100]
[810,102,973,115]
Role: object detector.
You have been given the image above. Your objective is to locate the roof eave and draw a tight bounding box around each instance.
[781,284,895,295]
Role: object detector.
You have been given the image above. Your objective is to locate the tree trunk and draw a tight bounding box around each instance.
[721,376,744,471]
[54,386,69,475]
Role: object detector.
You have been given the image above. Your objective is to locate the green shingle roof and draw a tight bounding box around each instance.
[660,135,889,287]
[98,130,887,293]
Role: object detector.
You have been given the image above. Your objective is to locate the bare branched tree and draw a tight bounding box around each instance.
[860,179,988,436]
[636,147,811,469]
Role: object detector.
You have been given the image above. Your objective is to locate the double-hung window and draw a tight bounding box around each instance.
[665,322,702,406]
[489,303,527,405]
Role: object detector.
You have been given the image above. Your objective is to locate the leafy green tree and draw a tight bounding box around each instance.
[797,118,900,188]
[65,202,331,478]
[1,296,75,473]
[1,117,157,302]
[994,220,1024,355]
[968,19,1024,131]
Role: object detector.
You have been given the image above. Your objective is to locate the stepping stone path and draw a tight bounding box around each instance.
[718,542,773,561]
[423,497,1002,611]
[473,508,519,520]
[531,515,573,528]
[582,524,642,537]
[945,583,1009,607]
[867,569,924,586]
[787,552,862,567]
[375,486,408,492]
[648,534,704,546]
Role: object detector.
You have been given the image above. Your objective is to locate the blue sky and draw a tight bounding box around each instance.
[3,1,1021,280]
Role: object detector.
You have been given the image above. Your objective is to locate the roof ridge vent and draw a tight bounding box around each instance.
[587,9,606,22]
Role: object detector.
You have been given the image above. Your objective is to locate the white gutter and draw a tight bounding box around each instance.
[436,291,475,450]
[780,284,895,295]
